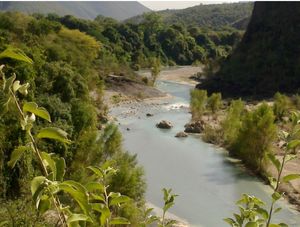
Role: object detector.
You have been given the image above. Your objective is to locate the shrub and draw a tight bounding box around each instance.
[231,103,277,172]
[273,92,292,121]
[207,92,222,113]
[190,89,207,120]
[221,99,245,147]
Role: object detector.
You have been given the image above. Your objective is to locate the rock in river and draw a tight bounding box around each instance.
[184,120,204,133]
[156,120,173,129]
[175,131,188,137]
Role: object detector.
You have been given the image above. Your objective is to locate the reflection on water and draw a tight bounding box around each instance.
[111,80,300,227]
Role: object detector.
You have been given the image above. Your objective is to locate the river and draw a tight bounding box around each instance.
[110,70,300,227]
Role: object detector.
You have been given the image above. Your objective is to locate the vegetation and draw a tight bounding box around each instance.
[0,11,148,224]
[128,2,253,30]
[221,99,245,147]
[207,92,222,113]
[0,50,179,226]
[231,103,277,172]
[0,1,150,21]
[190,89,207,120]
[46,12,244,68]
[225,114,300,227]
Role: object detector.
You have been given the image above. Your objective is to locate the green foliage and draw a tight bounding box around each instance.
[129,2,253,29]
[226,112,300,227]
[273,92,292,121]
[0,48,149,226]
[190,89,207,120]
[231,103,277,172]
[221,99,245,147]
[207,92,222,113]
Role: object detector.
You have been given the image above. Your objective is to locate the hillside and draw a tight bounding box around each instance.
[0,1,151,20]
[198,2,300,98]
[128,2,253,30]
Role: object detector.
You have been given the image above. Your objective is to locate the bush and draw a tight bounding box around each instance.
[190,89,207,120]
[273,92,292,121]
[231,103,277,172]
[221,99,245,147]
[207,92,222,113]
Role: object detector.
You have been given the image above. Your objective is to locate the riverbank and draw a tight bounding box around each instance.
[104,66,201,108]
[191,103,300,212]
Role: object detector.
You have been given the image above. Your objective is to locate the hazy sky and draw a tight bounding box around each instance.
[140,1,240,11]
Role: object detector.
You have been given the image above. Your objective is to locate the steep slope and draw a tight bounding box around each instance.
[128,2,253,30]
[0,1,151,20]
[198,2,300,98]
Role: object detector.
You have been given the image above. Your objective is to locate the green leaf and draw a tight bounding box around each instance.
[41,152,56,180]
[223,218,237,226]
[58,180,90,215]
[31,176,47,206]
[267,153,281,172]
[268,177,277,189]
[67,214,92,225]
[87,166,103,178]
[90,194,105,203]
[86,182,104,193]
[287,140,300,150]
[23,102,51,122]
[37,127,71,144]
[3,74,16,92]
[245,222,258,227]
[256,207,269,219]
[163,202,174,213]
[7,146,29,168]
[166,220,177,227]
[37,195,51,214]
[55,157,66,182]
[109,217,130,225]
[272,192,282,202]
[99,207,110,226]
[110,195,131,206]
[282,174,300,183]
[0,47,33,64]
[274,207,282,214]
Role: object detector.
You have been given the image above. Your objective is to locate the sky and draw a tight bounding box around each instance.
[140,1,240,11]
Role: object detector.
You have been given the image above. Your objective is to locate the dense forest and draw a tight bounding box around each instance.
[52,12,244,68]
[127,2,253,30]
[198,2,300,98]
[0,11,146,225]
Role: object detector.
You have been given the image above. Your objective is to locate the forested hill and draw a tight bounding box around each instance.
[0,1,151,20]
[128,2,253,30]
[197,2,300,98]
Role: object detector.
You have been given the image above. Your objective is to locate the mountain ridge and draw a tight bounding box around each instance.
[0,1,151,21]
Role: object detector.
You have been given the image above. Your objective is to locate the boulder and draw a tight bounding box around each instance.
[184,120,204,133]
[156,120,173,129]
[175,131,188,138]
[146,113,154,117]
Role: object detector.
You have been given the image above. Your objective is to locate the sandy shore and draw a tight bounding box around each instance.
[104,66,201,108]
